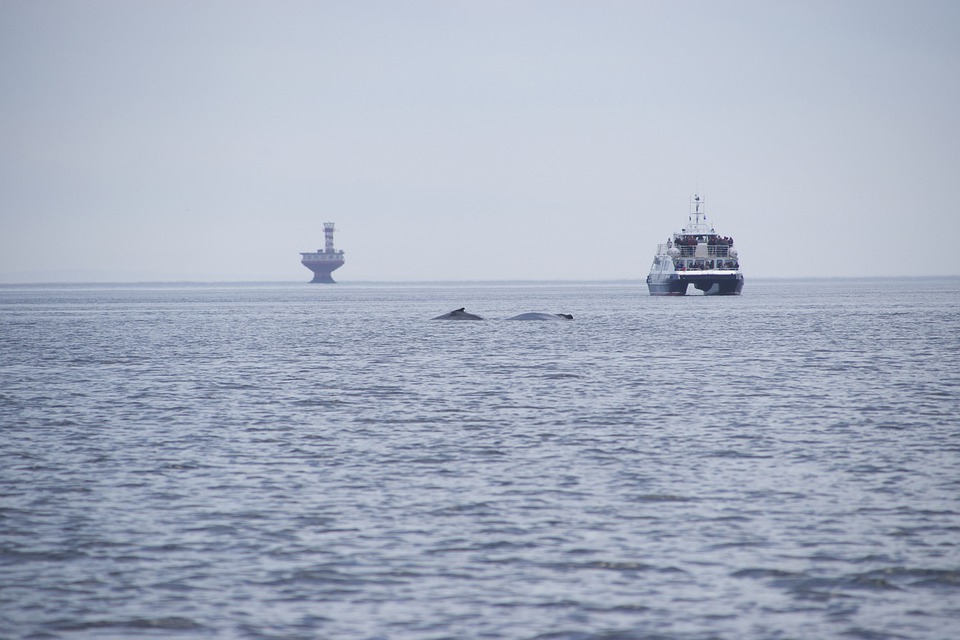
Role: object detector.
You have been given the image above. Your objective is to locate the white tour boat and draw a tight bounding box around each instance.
[646,194,744,296]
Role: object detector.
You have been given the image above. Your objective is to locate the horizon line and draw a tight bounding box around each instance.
[2,275,959,287]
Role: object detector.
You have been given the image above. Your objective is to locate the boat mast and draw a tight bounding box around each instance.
[684,194,714,236]
[691,194,704,224]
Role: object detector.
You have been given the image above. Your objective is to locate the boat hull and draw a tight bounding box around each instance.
[647,272,743,296]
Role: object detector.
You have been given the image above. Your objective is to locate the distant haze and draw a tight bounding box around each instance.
[2,1,958,283]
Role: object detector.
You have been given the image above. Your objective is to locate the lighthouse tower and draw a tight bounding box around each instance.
[300,222,345,283]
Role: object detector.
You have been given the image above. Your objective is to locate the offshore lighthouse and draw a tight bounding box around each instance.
[300,223,345,283]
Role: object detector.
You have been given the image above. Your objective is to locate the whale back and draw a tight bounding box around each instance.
[505,312,573,321]
[432,307,484,320]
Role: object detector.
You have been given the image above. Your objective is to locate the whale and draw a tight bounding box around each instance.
[432,307,484,320]
[504,312,573,321]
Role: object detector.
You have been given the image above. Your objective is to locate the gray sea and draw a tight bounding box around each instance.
[1,278,959,640]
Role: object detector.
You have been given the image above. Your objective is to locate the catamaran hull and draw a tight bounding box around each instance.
[647,273,743,296]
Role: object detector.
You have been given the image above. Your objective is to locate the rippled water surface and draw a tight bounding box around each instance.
[2,279,959,639]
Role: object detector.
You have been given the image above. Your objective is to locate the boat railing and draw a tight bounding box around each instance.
[673,259,740,271]
[673,244,733,257]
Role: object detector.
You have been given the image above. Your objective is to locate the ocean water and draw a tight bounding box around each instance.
[1,278,959,640]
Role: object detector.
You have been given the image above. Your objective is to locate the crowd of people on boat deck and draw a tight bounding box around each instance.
[669,235,735,247]
[672,259,740,271]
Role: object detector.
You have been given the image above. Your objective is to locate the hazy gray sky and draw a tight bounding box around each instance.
[2,0,958,282]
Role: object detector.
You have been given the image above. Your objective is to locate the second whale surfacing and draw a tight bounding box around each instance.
[432,307,484,320]
[504,313,573,321]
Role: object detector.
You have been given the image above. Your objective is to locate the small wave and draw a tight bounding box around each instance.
[703,449,774,459]
[430,501,497,516]
[630,493,696,503]
[840,627,913,640]
[856,567,960,590]
[735,566,913,600]
[51,616,206,632]
[0,548,88,564]
[733,567,805,579]
[539,559,686,576]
